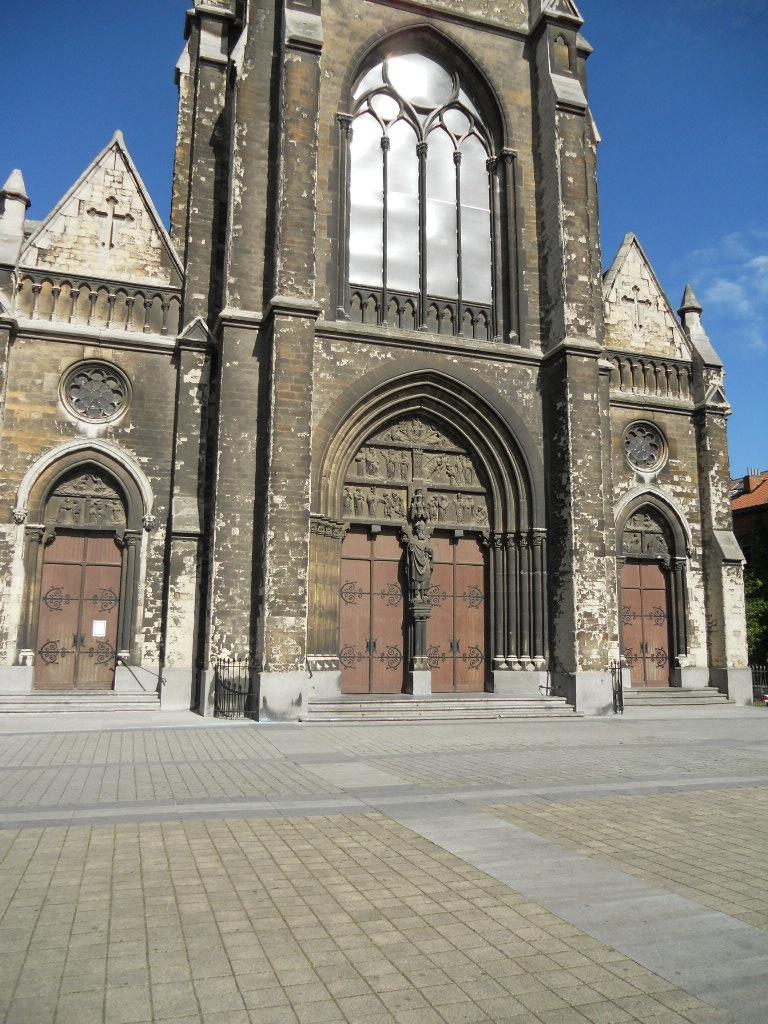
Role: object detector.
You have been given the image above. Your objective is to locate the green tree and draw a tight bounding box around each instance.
[745,525,768,664]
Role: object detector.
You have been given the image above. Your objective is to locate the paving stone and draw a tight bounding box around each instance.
[1,718,765,1024]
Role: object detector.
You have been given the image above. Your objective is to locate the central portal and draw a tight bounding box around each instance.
[336,414,492,695]
[338,526,488,694]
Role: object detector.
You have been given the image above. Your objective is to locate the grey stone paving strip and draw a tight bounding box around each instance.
[385,801,768,1024]
[2,770,768,829]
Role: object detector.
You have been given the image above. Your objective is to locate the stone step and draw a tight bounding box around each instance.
[0,692,160,713]
[622,687,731,707]
[302,696,576,722]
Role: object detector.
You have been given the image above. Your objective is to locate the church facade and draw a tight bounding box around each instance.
[0,0,751,716]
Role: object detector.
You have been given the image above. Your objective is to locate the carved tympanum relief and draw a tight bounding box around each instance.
[343,415,489,529]
[45,468,127,531]
[622,508,673,562]
[61,362,130,423]
[623,422,667,474]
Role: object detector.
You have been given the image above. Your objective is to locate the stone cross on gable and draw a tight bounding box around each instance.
[623,284,653,330]
[86,195,134,250]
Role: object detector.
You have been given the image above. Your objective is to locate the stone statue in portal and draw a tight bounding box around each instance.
[405,519,434,601]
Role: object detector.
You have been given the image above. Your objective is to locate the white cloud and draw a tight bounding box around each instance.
[703,279,752,317]
[682,230,768,349]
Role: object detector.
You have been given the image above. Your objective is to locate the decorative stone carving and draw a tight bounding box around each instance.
[142,513,156,531]
[622,508,673,562]
[623,422,666,473]
[12,506,27,525]
[45,468,127,531]
[344,414,489,530]
[369,417,460,450]
[62,362,130,423]
[310,517,346,540]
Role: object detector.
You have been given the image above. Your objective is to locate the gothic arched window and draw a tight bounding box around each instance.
[343,52,498,341]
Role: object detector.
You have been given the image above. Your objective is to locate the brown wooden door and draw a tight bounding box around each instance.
[35,531,122,691]
[428,535,487,693]
[620,560,672,687]
[339,527,406,694]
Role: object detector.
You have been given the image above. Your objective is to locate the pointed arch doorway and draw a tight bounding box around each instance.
[28,467,132,691]
[336,409,491,694]
[309,373,549,695]
[618,503,689,688]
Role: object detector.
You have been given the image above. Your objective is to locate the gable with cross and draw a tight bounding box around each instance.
[86,195,134,250]
[622,284,653,330]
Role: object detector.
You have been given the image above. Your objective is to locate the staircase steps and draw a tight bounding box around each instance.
[622,687,732,708]
[301,694,576,722]
[0,692,160,713]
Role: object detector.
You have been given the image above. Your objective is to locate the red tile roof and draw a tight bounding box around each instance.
[732,476,768,512]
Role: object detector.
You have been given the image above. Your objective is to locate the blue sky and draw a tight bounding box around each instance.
[2,1,766,474]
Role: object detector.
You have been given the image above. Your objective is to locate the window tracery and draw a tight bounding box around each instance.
[346,52,496,340]
[623,422,667,473]
[61,362,130,423]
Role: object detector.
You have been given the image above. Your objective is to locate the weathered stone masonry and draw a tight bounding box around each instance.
[0,0,750,714]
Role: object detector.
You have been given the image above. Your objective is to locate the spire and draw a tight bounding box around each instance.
[1,169,30,206]
[0,169,31,265]
[678,283,722,369]
[679,284,702,318]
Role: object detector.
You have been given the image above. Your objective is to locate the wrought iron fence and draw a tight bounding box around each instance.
[611,659,624,715]
[213,657,257,720]
[752,665,768,706]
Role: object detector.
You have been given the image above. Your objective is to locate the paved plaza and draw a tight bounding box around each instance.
[1,708,767,1024]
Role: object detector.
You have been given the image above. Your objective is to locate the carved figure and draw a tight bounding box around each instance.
[366,488,378,515]
[353,489,364,516]
[461,457,476,485]
[427,454,445,481]
[399,453,409,481]
[354,452,365,478]
[385,451,397,479]
[406,521,434,601]
[436,495,448,522]
[475,504,489,526]
[88,499,110,526]
[426,497,439,522]
[445,458,460,487]
[382,492,404,519]
[364,450,379,476]
[343,489,353,516]
[56,498,80,525]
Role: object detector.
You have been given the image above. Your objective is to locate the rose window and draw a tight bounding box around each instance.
[624,422,666,472]
[62,363,130,422]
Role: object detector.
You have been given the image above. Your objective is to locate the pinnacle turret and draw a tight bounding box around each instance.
[679,284,703,317]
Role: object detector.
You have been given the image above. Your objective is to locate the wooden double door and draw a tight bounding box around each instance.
[338,527,487,694]
[426,534,486,693]
[35,531,122,690]
[620,560,672,687]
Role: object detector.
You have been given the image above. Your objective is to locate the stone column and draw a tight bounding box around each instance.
[253,3,324,719]
[532,5,617,714]
[164,331,211,712]
[164,1,238,714]
[682,289,750,703]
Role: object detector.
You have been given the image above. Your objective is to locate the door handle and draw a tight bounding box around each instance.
[72,633,85,649]
[371,639,378,654]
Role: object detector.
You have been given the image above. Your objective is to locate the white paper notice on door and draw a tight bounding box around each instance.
[92,620,107,638]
